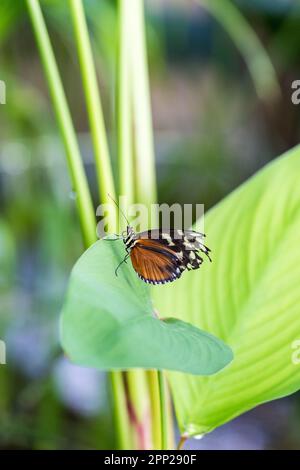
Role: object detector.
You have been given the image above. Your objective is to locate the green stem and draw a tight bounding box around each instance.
[26,0,96,247]
[126,370,152,449]
[147,370,162,449]
[130,0,157,213]
[27,0,130,450]
[200,0,280,100]
[68,0,117,228]
[110,372,133,450]
[158,370,168,450]
[117,0,134,206]
[68,0,135,449]
[116,1,153,450]
[126,0,171,450]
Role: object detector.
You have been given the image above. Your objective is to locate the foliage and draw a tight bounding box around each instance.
[154,145,300,435]
[61,239,233,374]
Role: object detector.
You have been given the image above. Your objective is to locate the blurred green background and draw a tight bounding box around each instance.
[0,0,300,449]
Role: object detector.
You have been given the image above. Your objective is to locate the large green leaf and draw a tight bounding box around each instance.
[60,240,233,374]
[153,145,300,436]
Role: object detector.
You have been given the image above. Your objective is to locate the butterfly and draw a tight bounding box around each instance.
[115,226,211,285]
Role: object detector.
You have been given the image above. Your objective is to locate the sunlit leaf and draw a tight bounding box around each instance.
[153,145,300,436]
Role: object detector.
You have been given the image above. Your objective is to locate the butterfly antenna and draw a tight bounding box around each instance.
[107,193,130,226]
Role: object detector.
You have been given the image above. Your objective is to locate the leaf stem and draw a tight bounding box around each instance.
[130,0,157,213]
[158,370,168,450]
[126,0,171,450]
[26,0,96,247]
[200,0,281,100]
[116,2,153,450]
[147,370,162,449]
[68,0,135,449]
[110,372,133,450]
[27,0,130,450]
[125,370,152,449]
[117,0,134,206]
[68,0,117,228]
[177,434,188,450]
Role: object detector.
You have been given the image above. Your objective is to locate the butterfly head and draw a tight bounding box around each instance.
[122,225,136,250]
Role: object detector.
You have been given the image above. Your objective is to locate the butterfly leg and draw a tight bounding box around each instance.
[115,253,131,277]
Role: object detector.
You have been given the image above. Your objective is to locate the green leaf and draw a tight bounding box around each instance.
[60,240,233,375]
[153,145,300,436]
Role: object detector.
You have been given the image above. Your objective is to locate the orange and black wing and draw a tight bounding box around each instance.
[130,239,183,285]
[137,229,211,261]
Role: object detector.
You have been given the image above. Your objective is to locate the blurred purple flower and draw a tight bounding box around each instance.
[52,356,106,417]
[5,320,55,378]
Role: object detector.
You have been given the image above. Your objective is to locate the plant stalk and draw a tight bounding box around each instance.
[117,0,134,205]
[68,0,117,227]
[147,370,162,449]
[110,372,134,450]
[158,370,168,450]
[126,0,171,450]
[26,0,96,248]
[27,0,131,450]
[200,0,280,100]
[130,0,157,214]
[116,0,153,450]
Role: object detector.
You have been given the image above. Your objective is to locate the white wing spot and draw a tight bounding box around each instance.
[162,233,175,246]
[184,241,194,249]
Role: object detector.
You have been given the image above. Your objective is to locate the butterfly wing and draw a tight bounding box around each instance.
[129,227,210,284]
[130,239,183,284]
[136,229,211,263]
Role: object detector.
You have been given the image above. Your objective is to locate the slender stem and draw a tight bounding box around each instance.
[126,370,153,449]
[116,1,153,450]
[26,0,96,247]
[158,370,168,450]
[68,0,136,449]
[110,372,133,450]
[200,0,280,100]
[147,371,162,449]
[177,434,188,450]
[117,0,134,206]
[130,0,157,214]
[27,0,130,450]
[166,383,175,449]
[127,0,171,450]
[68,0,117,229]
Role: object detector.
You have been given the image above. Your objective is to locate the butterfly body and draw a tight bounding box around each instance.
[121,226,211,285]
